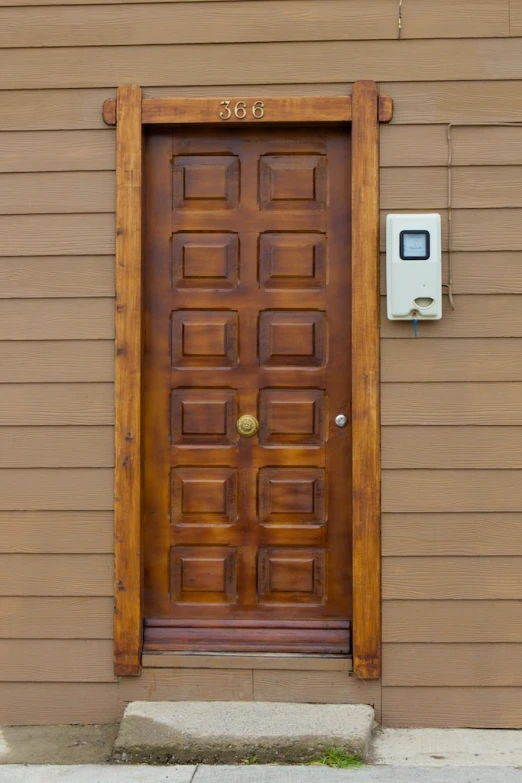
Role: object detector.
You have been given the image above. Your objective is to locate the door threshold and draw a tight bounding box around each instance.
[142,652,353,671]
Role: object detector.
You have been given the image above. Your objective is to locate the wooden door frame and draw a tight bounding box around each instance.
[104,83,392,679]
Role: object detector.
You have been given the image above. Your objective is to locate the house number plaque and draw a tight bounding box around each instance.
[219,100,265,120]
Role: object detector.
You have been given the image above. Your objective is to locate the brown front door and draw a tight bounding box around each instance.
[143,124,352,654]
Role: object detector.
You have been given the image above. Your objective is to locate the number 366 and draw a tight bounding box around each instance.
[219,100,265,120]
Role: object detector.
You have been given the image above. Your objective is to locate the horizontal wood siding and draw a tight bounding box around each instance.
[0,683,118,725]
[0,639,115,681]
[0,597,113,638]
[0,511,114,551]
[383,601,522,643]
[5,41,522,90]
[0,0,520,728]
[0,258,114,298]
[382,688,522,729]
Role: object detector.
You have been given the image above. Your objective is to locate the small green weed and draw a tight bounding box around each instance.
[241,755,258,765]
[316,747,364,768]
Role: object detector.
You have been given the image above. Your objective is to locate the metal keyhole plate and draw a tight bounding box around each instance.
[335,414,348,428]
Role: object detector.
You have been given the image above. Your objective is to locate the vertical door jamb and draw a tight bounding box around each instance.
[351,81,382,679]
[113,84,143,676]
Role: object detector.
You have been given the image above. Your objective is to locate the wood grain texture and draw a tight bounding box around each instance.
[0,597,113,638]
[3,41,522,90]
[0,257,114,298]
[382,430,522,470]
[0,88,115,131]
[351,81,381,680]
[0,639,115,682]
[453,167,522,208]
[380,167,446,209]
[0,511,113,552]
[452,209,522,251]
[0,341,113,382]
[113,84,143,677]
[3,82,522,132]
[510,0,522,35]
[383,601,522,642]
[1,81,521,133]
[0,130,115,172]
[380,253,522,295]
[387,507,522,556]
[143,125,352,654]
[104,94,392,125]
[0,214,114,256]
[380,124,522,168]
[118,668,252,705]
[0,683,119,725]
[383,470,522,513]
[440,253,522,294]
[384,510,522,555]
[135,96,352,125]
[402,0,509,38]
[382,166,522,209]
[382,687,522,728]
[0,469,113,511]
[253,671,381,713]
[0,554,113,596]
[0,384,113,426]
[0,428,113,468]
[142,654,352,671]
[383,557,522,599]
[382,339,522,382]
[142,80,522,125]
[381,296,522,337]
[0,172,114,214]
[449,126,522,166]
[138,96,353,124]
[0,299,114,339]
[387,81,522,124]
[0,1,396,48]
[0,0,245,4]
[382,383,522,425]
[383,643,522,687]
[380,125,448,168]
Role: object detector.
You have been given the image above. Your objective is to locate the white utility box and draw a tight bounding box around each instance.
[386,213,442,320]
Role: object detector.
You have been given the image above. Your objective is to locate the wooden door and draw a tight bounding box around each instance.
[143,125,352,654]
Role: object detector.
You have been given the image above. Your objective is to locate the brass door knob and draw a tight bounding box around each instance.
[236,414,259,437]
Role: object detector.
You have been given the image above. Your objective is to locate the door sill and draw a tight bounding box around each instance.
[142,651,353,671]
[144,618,350,656]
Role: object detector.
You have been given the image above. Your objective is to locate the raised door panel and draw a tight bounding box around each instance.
[172,233,239,290]
[171,389,238,446]
[258,468,326,526]
[259,233,326,290]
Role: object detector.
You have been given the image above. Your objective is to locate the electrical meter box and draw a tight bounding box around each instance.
[386,213,442,320]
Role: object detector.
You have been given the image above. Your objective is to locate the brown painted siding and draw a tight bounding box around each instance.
[0,0,520,726]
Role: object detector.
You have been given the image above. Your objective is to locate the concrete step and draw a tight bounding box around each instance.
[113,701,375,765]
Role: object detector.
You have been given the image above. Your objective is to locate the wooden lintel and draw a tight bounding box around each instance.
[103,94,393,126]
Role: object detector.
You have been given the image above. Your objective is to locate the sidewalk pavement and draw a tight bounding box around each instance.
[2,765,522,782]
